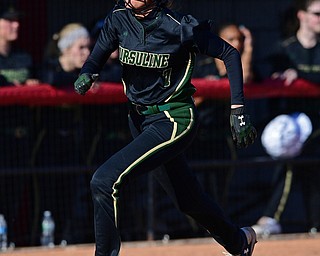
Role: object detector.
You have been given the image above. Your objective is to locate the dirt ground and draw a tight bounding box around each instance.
[2,233,320,256]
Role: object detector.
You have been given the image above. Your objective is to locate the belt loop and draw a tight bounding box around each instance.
[151,105,159,114]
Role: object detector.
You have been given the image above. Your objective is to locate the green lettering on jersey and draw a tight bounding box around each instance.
[128,51,136,65]
[0,68,29,83]
[119,46,170,68]
[141,52,149,67]
[152,54,162,68]
[135,51,143,66]
[122,49,130,64]
[160,55,170,68]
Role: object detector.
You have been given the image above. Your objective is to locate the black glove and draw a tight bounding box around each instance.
[230,106,257,148]
[74,73,99,95]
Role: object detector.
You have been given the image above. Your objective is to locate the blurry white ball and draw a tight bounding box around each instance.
[261,113,312,159]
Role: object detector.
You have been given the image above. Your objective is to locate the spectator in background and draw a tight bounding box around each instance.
[0,5,39,86]
[37,23,92,244]
[0,4,39,167]
[0,5,40,246]
[253,0,320,236]
[38,22,91,166]
[214,23,254,84]
[271,0,320,85]
[193,23,254,83]
[41,23,91,87]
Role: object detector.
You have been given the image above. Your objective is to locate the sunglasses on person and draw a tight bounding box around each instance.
[307,10,320,17]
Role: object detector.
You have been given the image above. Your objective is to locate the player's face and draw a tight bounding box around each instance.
[124,0,155,17]
[0,18,19,42]
[125,0,149,9]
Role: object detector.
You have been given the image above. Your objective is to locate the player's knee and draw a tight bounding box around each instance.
[90,170,114,195]
[90,176,102,193]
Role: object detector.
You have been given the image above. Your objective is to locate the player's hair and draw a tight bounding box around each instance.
[218,23,241,35]
[117,0,173,14]
[294,0,320,11]
[282,0,320,37]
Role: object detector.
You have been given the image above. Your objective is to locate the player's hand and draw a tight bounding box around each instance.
[230,106,257,148]
[74,73,99,95]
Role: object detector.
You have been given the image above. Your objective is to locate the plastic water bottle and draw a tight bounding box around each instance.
[0,214,7,251]
[41,211,55,247]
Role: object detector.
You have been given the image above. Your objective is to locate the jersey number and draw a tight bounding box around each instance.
[162,68,172,88]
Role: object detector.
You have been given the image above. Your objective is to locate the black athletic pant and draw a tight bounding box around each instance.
[90,101,244,256]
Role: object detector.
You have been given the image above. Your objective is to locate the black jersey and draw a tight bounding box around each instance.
[41,58,81,88]
[0,49,33,85]
[276,36,320,84]
[81,4,244,105]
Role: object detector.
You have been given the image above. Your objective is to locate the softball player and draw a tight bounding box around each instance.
[74,0,257,255]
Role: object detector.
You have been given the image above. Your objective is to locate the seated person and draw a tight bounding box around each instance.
[270,0,320,86]
[253,0,320,236]
[193,23,254,83]
[0,5,39,86]
[40,23,91,88]
[38,23,93,244]
[215,23,254,83]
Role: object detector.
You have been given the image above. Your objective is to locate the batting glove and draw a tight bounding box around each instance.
[74,73,99,95]
[230,106,257,148]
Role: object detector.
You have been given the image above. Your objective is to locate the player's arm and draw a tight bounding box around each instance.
[192,24,243,105]
[74,13,118,95]
[192,22,257,148]
[74,45,106,95]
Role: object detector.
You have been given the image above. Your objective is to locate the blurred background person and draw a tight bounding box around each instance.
[214,23,254,84]
[0,4,39,167]
[0,4,39,86]
[40,23,91,88]
[271,0,320,85]
[253,0,320,236]
[37,22,91,166]
[36,23,92,244]
[193,23,254,83]
[0,4,41,246]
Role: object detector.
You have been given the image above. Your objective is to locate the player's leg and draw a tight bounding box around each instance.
[153,153,256,255]
[90,103,197,256]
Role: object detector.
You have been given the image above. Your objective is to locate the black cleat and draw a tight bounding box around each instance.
[223,227,257,256]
